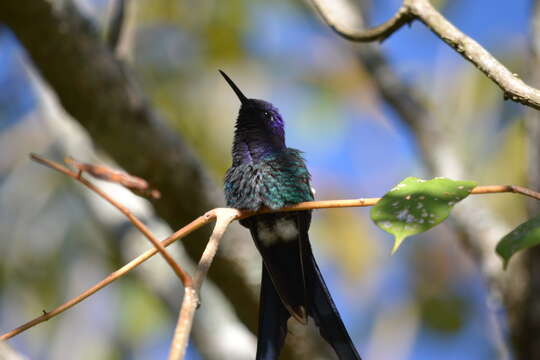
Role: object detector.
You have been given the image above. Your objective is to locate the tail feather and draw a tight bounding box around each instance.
[256,267,290,360]
[250,213,362,360]
[305,245,362,360]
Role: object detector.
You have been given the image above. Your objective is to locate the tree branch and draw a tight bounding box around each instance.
[169,208,239,360]
[310,0,540,110]
[2,153,539,342]
[29,153,192,287]
[0,211,213,342]
[309,0,413,42]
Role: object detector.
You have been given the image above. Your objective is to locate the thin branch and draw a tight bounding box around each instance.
[0,211,212,341]
[64,156,160,199]
[310,0,540,110]
[168,209,239,360]
[471,185,540,200]
[7,214,209,340]
[169,287,198,360]
[193,209,240,289]
[406,0,540,110]
[2,177,539,341]
[310,0,413,42]
[30,153,191,287]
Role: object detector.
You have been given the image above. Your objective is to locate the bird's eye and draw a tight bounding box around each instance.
[264,111,274,121]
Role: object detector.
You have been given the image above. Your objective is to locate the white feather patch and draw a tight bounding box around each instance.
[257,218,299,246]
[275,218,299,241]
[258,221,279,246]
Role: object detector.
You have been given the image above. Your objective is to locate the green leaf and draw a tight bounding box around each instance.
[496,216,540,269]
[371,177,477,253]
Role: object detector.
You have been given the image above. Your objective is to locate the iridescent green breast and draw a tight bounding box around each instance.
[224,148,313,211]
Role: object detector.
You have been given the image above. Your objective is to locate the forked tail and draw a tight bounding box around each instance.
[255,243,361,360]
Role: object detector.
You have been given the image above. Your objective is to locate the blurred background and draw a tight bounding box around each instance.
[0,0,535,359]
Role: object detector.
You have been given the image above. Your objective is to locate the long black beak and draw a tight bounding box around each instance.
[219,70,248,104]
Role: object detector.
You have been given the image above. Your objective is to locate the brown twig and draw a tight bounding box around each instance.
[30,153,190,286]
[0,211,212,341]
[2,171,540,342]
[309,0,413,42]
[169,287,198,360]
[310,0,540,110]
[65,156,160,199]
[168,208,239,360]
[470,185,540,200]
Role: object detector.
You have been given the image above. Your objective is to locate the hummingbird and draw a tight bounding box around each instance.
[220,70,361,360]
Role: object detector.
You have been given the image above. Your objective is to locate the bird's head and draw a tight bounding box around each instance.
[220,70,285,150]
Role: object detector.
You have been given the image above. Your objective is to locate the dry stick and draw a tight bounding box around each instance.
[169,287,198,360]
[406,0,540,110]
[310,0,540,110]
[309,0,414,42]
[65,156,160,199]
[29,153,192,287]
[168,208,239,360]
[0,212,212,341]
[2,181,540,341]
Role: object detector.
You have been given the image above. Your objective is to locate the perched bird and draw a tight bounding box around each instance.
[221,70,361,360]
